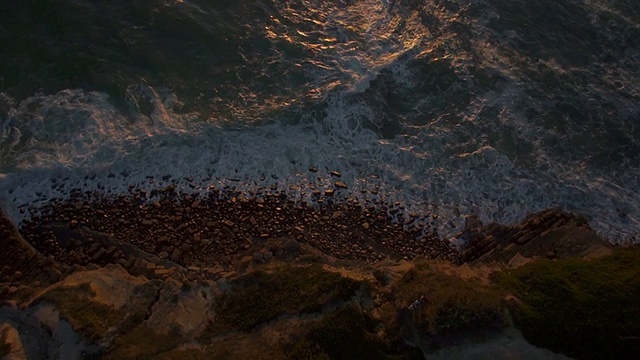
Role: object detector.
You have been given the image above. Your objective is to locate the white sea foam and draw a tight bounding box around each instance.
[1,0,639,245]
[0,85,639,245]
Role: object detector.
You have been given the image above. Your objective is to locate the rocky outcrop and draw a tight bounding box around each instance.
[1,202,636,359]
[0,209,66,290]
[457,208,612,264]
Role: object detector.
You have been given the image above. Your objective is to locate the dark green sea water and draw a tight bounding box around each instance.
[0,0,639,243]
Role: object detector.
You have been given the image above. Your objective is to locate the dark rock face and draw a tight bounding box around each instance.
[0,209,65,288]
[457,208,611,263]
[0,197,630,360]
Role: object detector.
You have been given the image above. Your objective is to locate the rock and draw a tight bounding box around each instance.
[362,222,370,229]
[204,265,224,276]
[330,170,342,177]
[298,254,317,263]
[186,271,199,282]
[261,251,274,262]
[222,271,237,279]
[373,269,391,286]
[335,180,348,189]
[154,268,175,277]
[508,253,531,267]
[283,239,301,252]
[171,249,183,262]
[325,189,335,197]
[253,252,264,262]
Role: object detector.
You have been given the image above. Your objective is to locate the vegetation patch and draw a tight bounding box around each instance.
[36,283,122,340]
[206,265,362,334]
[156,335,287,360]
[498,246,640,359]
[103,325,183,360]
[287,304,420,360]
[392,262,506,340]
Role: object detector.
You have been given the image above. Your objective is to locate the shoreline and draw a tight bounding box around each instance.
[1,186,636,359]
[3,183,616,287]
[17,185,461,270]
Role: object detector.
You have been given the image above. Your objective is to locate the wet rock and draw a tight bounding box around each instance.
[283,239,301,253]
[335,180,348,189]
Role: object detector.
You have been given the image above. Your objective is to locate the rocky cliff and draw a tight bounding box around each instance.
[1,203,638,360]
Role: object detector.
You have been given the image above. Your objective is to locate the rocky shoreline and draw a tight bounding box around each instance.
[15,186,459,276]
[1,185,614,297]
[1,188,636,360]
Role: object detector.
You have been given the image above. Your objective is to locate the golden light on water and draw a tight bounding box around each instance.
[230,0,479,121]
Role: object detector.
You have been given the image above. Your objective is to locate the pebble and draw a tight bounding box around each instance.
[335,181,348,189]
[17,185,462,273]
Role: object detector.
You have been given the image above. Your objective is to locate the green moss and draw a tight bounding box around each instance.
[37,283,122,340]
[104,325,183,360]
[498,247,640,359]
[204,265,362,334]
[289,304,419,360]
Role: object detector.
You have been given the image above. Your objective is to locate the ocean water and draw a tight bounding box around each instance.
[0,0,639,244]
